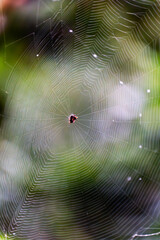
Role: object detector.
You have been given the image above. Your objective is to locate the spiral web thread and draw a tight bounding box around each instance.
[0,0,160,239]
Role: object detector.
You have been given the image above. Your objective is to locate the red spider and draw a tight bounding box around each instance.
[68,114,78,124]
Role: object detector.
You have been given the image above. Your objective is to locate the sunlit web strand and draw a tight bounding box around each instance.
[1,0,160,239]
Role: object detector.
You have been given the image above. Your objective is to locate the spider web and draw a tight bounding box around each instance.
[0,0,160,239]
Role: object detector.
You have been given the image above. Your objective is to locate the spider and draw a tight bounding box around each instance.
[68,114,78,124]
